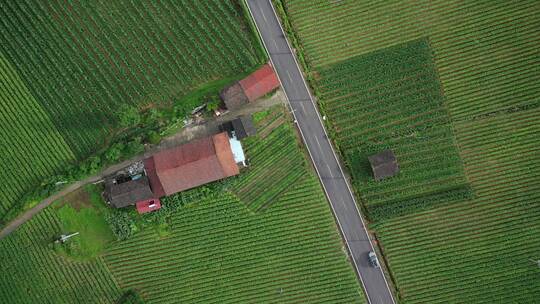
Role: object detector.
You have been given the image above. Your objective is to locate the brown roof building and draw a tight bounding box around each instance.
[144,132,240,197]
[368,149,400,181]
[220,63,280,110]
[220,83,249,111]
[104,176,156,208]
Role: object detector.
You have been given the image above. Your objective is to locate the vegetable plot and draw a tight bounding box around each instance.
[318,39,470,220]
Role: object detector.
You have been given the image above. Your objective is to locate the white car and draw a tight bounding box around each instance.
[368,251,380,268]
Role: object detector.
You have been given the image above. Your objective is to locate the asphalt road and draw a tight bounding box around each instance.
[245,1,395,303]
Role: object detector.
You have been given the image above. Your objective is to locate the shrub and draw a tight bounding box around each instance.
[106,211,137,241]
[118,105,141,128]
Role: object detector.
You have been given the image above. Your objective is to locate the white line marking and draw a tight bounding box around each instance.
[244,1,396,303]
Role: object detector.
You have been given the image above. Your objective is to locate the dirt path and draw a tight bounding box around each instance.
[0,92,284,240]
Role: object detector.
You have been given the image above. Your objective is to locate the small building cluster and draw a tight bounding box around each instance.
[105,117,255,214]
[220,63,280,111]
[104,64,277,214]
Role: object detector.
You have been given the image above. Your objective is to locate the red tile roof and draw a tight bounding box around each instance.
[144,132,239,196]
[136,198,161,214]
[239,64,280,102]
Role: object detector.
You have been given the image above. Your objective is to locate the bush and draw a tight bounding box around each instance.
[147,131,162,145]
[106,211,137,241]
[105,143,124,162]
[118,105,141,128]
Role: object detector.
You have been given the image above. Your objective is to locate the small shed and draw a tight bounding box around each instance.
[368,150,399,181]
[220,83,249,111]
[104,176,156,208]
[136,199,162,214]
[231,115,256,140]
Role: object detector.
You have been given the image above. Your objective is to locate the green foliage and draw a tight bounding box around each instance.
[105,143,125,162]
[117,105,141,129]
[106,210,137,241]
[116,290,145,304]
[146,131,162,145]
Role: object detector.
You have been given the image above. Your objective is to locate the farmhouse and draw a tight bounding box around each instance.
[144,132,241,197]
[220,63,280,110]
[104,175,161,214]
[368,149,399,181]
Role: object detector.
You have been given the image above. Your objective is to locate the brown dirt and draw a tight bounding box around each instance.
[60,188,92,211]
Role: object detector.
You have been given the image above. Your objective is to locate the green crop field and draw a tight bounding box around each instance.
[0,56,75,216]
[0,107,364,303]
[0,0,263,217]
[232,109,306,212]
[317,38,469,220]
[280,0,540,302]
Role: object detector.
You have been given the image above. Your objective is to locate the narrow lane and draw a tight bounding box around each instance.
[245,1,396,303]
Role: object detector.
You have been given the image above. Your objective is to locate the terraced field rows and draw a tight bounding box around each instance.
[0,55,75,216]
[375,109,540,303]
[233,108,306,212]
[283,0,539,120]
[0,0,262,158]
[0,208,120,303]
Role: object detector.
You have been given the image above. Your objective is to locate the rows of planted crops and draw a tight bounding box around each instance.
[374,109,540,303]
[232,108,306,212]
[0,0,262,217]
[282,0,539,302]
[0,56,75,216]
[102,110,363,303]
[0,0,261,158]
[0,108,364,303]
[317,39,469,220]
[0,208,120,303]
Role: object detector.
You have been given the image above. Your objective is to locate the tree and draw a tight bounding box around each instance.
[105,143,124,162]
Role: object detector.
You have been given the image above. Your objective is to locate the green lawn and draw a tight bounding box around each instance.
[54,185,115,259]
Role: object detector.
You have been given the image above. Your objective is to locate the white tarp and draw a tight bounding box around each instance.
[229,135,246,165]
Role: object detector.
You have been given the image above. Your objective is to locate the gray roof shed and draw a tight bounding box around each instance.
[368,149,399,181]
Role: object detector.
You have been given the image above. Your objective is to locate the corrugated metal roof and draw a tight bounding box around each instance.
[105,176,155,208]
[144,132,239,196]
[136,198,161,214]
[239,63,280,102]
